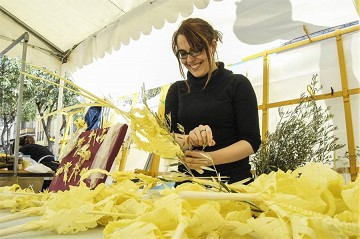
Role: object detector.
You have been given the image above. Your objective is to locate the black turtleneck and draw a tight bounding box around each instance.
[165,62,261,183]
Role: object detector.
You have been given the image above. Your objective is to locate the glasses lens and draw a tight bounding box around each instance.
[177,48,203,59]
[189,50,202,57]
[177,51,187,59]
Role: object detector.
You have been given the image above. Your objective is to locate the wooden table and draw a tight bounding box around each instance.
[0,170,54,177]
[0,170,54,192]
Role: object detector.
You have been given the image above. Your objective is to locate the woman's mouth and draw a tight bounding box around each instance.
[188,62,201,71]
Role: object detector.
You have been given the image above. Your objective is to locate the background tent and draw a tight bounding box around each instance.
[1,0,358,74]
[1,0,220,73]
[72,0,359,97]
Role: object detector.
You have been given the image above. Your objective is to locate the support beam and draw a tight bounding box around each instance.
[12,32,29,176]
[0,32,27,57]
[261,52,269,141]
[0,6,65,58]
[335,29,357,181]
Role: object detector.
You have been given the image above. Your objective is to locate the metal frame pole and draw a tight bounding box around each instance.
[12,32,29,176]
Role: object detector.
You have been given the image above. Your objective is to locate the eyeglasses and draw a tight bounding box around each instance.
[176,48,203,59]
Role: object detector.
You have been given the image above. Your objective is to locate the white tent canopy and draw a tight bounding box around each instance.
[1,0,216,72]
[71,0,359,97]
[1,0,358,75]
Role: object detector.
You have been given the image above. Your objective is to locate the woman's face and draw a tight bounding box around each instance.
[176,34,212,78]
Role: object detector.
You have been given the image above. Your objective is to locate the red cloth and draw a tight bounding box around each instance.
[49,124,128,192]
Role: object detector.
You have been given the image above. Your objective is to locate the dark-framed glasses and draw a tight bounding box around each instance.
[176,49,203,59]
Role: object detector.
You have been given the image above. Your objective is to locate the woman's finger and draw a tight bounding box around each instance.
[187,125,216,147]
[183,150,212,168]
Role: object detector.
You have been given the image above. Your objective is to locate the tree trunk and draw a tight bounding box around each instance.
[0,120,6,154]
[60,114,67,132]
[36,102,55,152]
[0,115,15,155]
[46,116,54,152]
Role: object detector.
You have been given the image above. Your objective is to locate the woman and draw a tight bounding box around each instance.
[165,18,261,184]
[19,136,56,166]
[19,136,59,190]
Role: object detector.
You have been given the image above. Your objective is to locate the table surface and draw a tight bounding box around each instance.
[0,170,54,177]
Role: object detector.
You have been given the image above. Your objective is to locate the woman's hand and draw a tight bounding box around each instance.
[181,150,212,171]
[187,125,216,148]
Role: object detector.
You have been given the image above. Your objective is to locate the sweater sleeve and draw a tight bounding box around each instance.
[165,82,180,133]
[232,75,261,152]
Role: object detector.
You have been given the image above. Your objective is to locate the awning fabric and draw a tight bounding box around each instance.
[0,0,358,73]
[0,0,214,72]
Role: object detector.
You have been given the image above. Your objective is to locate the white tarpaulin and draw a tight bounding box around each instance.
[1,0,215,72]
[70,0,359,97]
[1,0,358,74]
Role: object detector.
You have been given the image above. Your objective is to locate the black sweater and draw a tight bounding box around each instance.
[165,62,261,183]
[20,144,54,162]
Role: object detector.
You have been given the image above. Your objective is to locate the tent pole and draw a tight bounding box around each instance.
[0,6,64,57]
[0,33,26,57]
[13,32,29,176]
[53,66,65,158]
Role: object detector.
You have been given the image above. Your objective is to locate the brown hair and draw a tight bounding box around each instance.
[19,136,35,146]
[172,18,223,90]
